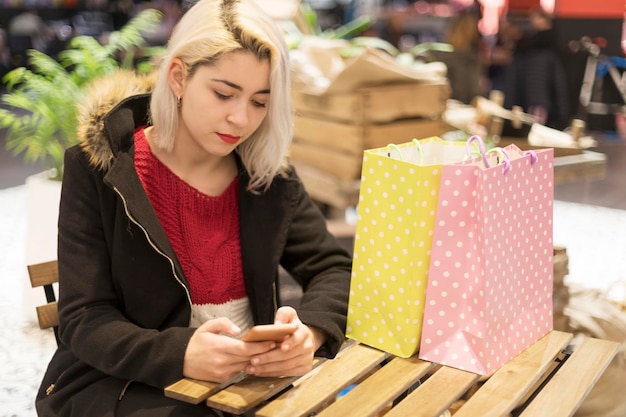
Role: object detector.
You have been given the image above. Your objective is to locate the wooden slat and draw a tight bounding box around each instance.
[315,356,434,417]
[164,356,325,406]
[293,82,448,124]
[36,302,58,329]
[518,337,620,417]
[453,330,573,417]
[290,141,362,181]
[384,365,480,417]
[161,332,616,416]
[207,374,301,415]
[251,343,389,417]
[28,260,59,288]
[164,378,220,404]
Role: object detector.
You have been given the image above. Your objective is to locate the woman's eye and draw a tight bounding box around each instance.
[252,100,267,108]
[215,91,231,100]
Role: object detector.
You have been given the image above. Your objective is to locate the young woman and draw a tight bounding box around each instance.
[36,1,352,415]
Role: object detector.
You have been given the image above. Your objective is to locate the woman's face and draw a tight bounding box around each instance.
[176,50,271,159]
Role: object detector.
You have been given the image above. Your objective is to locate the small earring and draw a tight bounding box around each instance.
[176,96,182,107]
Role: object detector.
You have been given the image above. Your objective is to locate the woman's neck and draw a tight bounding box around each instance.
[143,126,237,196]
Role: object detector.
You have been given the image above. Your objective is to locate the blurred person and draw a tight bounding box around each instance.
[35,0,352,416]
[433,11,486,104]
[0,28,10,79]
[109,0,134,30]
[139,0,182,46]
[8,8,52,54]
[487,17,521,93]
[504,7,569,128]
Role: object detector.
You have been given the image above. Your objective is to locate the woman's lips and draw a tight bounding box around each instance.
[217,133,240,144]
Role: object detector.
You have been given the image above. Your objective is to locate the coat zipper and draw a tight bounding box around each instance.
[118,380,133,400]
[48,190,192,400]
[113,186,192,307]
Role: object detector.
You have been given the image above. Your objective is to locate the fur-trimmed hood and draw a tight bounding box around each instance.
[76,70,157,172]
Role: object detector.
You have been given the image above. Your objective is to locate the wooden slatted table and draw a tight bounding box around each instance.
[165,330,619,417]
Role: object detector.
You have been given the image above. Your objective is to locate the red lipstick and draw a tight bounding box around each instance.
[217,133,240,144]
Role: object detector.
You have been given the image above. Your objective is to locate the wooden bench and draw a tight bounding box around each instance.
[27,260,60,345]
[27,261,619,416]
[164,331,619,417]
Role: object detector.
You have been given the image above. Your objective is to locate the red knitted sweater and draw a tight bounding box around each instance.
[134,128,247,305]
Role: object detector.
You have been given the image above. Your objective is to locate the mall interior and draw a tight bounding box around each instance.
[1,1,625,416]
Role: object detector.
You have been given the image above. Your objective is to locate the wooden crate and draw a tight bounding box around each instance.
[291,117,448,180]
[293,162,360,209]
[293,81,450,124]
[290,81,451,191]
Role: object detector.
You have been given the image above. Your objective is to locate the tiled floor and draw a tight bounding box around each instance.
[0,185,57,417]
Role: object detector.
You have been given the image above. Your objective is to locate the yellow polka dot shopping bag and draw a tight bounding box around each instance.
[346,137,468,358]
[418,136,554,375]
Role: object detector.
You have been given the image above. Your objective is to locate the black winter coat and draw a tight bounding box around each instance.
[35,87,352,416]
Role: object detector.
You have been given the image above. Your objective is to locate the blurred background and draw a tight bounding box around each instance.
[1,0,624,130]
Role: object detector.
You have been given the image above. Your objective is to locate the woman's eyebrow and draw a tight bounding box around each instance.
[212,78,270,95]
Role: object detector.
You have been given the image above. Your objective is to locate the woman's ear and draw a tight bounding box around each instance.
[167,58,186,97]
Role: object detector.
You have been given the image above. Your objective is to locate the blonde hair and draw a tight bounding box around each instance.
[150,0,293,191]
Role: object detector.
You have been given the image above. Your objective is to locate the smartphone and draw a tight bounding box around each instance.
[239,324,297,342]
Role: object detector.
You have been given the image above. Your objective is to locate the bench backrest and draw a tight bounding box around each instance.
[27,260,60,344]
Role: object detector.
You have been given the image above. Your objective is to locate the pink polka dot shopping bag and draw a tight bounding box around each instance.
[346,137,468,358]
[418,136,554,375]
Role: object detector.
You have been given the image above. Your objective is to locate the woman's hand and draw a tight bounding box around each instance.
[182,317,276,383]
[245,306,327,378]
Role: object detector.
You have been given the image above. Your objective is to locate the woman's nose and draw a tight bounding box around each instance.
[226,101,248,126]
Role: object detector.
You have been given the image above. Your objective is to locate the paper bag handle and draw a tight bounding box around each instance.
[466,135,512,173]
[386,143,404,159]
[486,147,512,174]
[465,135,489,167]
[385,139,424,164]
[525,149,538,164]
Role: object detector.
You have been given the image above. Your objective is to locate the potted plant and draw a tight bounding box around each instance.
[0,9,163,323]
[0,8,163,181]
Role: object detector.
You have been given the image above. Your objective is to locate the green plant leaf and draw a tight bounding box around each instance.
[0,8,162,179]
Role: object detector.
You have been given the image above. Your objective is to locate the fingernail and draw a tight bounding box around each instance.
[270,342,276,349]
